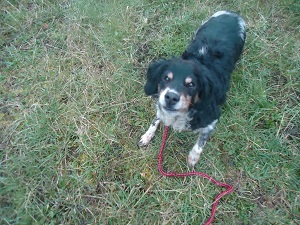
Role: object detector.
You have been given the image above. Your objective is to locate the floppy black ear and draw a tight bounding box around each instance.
[144,59,169,96]
[194,66,215,101]
[195,65,228,105]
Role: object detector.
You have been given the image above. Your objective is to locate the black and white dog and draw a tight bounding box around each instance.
[138,11,246,166]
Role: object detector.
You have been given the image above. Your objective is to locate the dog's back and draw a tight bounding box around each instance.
[183,11,246,65]
[182,11,246,106]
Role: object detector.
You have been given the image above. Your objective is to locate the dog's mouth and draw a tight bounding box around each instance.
[164,106,177,112]
[162,105,178,112]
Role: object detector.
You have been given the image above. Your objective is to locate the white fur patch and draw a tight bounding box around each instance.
[238,17,246,41]
[188,119,218,166]
[211,10,231,17]
[138,119,160,146]
[157,106,191,131]
[204,119,218,132]
[187,144,203,166]
[199,46,207,55]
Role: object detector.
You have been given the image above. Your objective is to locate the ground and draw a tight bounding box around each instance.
[0,0,299,224]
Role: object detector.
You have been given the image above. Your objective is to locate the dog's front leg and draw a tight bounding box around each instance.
[138,117,160,147]
[187,120,218,166]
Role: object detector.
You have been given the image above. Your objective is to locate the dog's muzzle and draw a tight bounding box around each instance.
[164,91,180,110]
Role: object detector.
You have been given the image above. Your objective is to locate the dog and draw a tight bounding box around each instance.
[138,11,246,166]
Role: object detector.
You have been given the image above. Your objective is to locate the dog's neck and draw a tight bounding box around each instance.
[156,104,192,131]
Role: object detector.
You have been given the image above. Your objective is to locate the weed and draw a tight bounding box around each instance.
[1,0,299,224]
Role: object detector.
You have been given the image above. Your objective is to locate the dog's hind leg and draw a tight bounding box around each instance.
[138,117,160,147]
[187,120,218,166]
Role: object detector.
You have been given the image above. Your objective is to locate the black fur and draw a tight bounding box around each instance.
[144,59,169,96]
[144,11,246,130]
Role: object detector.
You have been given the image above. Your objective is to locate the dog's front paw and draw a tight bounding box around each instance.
[138,133,153,147]
[187,151,201,167]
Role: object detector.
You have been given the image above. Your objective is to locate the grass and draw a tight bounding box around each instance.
[0,0,299,224]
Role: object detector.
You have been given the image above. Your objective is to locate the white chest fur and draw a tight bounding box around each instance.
[157,106,192,131]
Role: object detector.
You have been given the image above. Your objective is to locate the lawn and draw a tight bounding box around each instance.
[1,0,299,224]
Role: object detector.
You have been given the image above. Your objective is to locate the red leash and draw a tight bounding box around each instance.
[158,126,234,225]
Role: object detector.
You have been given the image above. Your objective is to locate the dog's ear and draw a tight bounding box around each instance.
[195,66,228,105]
[144,59,169,96]
[194,66,215,101]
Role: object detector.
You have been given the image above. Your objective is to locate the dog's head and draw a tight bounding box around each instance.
[144,58,214,113]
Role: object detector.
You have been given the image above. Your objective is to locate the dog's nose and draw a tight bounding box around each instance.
[165,92,180,106]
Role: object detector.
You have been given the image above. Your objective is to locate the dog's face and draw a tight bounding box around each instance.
[158,62,199,113]
[144,59,213,114]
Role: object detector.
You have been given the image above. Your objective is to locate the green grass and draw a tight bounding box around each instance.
[1,0,299,224]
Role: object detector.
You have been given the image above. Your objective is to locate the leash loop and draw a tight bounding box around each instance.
[158,126,233,225]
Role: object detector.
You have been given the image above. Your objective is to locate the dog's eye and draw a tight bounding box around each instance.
[186,82,195,88]
[163,76,171,82]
